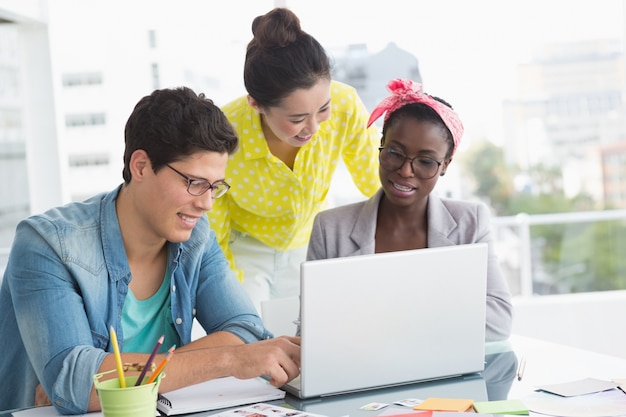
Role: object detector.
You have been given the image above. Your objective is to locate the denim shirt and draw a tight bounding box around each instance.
[0,185,269,414]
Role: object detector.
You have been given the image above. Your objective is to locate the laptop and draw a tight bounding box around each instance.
[283,243,488,399]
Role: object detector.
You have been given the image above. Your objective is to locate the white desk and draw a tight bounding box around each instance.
[508,334,626,398]
[283,335,626,417]
[5,335,626,417]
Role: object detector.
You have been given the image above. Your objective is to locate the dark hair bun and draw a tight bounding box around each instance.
[251,7,302,49]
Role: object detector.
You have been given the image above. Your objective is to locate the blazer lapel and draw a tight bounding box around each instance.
[427,193,458,247]
[348,189,383,256]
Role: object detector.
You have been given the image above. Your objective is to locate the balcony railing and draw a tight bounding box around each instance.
[491,209,626,298]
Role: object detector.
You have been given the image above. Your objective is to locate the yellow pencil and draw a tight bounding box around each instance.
[109,325,126,388]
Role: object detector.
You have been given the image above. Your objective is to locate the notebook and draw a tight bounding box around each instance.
[283,243,488,399]
[156,376,286,416]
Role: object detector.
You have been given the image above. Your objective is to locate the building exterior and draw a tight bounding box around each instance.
[502,39,626,207]
[44,0,270,203]
[600,139,626,208]
[0,2,61,256]
[331,42,422,112]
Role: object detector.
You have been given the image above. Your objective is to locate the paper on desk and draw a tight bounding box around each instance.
[536,377,619,397]
[473,399,529,415]
[377,407,431,417]
[523,387,626,417]
[211,403,327,417]
[413,398,474,412]
[613,377,626,391]
[431,413,511,416]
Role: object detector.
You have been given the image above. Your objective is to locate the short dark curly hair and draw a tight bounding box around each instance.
[122,87,239,183]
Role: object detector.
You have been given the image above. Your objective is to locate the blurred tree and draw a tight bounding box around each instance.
[459,139,626,294]
[458,139,514,215]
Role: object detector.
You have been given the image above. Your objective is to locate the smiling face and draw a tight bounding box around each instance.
[379,116,452,209]
[130,150,229,244]
[248,78,331,148]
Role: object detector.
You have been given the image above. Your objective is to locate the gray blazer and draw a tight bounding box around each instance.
[307,189,513,341]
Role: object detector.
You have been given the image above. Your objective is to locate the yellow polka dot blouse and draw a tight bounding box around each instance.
[209,81,380,281]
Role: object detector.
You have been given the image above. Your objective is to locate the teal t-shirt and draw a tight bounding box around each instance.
[122,267,179,353]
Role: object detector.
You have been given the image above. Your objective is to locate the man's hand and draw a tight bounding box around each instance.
[35,384,52,406]
[228,336,301,387]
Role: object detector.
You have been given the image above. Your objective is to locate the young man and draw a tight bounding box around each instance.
[0,87,300,414]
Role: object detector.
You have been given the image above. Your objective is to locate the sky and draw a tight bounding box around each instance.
[286,0,626,147]
[43,0,625,149]
[141,0,625,148]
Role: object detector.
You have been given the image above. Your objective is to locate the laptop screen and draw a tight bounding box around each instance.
[289,243,488,398]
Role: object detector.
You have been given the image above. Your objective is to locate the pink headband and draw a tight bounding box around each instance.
[367,78,464,155]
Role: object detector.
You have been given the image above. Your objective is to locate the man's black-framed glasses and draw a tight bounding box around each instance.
[166,164,230,198]
[378,147,444,179]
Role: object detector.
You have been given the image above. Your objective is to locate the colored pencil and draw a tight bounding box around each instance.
[517,356,526,381]
[146,345,175,385]
[135,334,164,386]
[109,325,126,388]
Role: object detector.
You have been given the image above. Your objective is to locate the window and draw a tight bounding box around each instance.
[62,72,103,87]
[65,113,106,127]
[151,63,160,90]
[69,153,109,167]
[148,29,157,49]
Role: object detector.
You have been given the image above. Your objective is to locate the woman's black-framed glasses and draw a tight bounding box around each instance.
[378,147,444,179]
[166,164,230,198]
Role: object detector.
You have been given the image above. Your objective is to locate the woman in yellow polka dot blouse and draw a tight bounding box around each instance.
[208,7,380,313]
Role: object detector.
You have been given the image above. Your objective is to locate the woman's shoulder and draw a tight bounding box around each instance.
[317,199,368,223]
[330,80,357,94]
[221,95,251,121]
[324,80,370,133]
[437,196,491,217]
[330,80,361,105]
[440,196,485,208]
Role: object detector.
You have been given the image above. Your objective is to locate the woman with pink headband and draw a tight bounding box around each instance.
[306,78,512,341]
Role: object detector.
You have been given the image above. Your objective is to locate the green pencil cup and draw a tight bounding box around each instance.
[93,369,164,417]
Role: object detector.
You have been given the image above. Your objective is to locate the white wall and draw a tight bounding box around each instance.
[512,290,626,359]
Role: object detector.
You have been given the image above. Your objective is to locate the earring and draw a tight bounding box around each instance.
[440,172,445,177]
